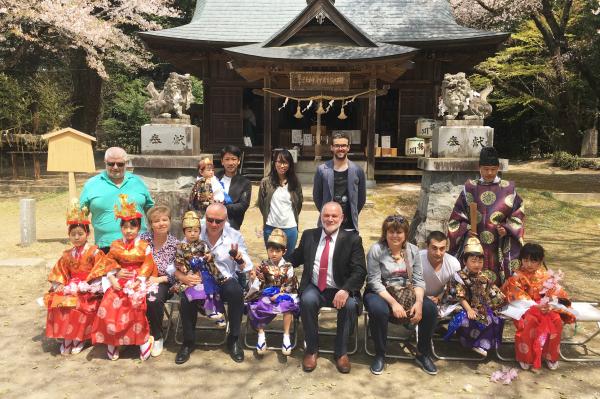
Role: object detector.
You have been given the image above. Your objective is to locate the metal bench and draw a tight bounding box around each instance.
[306,306,359,355]
[363,311,417,359]
[173,299,230,346]
[243,313,299,352]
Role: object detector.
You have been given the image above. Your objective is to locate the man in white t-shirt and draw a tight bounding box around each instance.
[419,231,461,304]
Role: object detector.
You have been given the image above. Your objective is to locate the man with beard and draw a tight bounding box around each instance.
[290,202,366,374]
[313,132,366,232]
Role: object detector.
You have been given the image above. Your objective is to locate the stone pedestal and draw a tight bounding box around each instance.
[129,154,212,239]
[141,121,201,155]
[409,158,509,247]
[432,123,493,158]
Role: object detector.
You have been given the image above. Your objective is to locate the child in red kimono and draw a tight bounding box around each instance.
[91,194,157,361]
[45,201,112,355]
[501,243,575,371]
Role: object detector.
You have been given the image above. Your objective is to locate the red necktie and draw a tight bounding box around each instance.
[318,235,332,291]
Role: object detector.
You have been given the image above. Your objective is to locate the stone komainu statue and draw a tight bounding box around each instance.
[144,72,195,119]
[438,72,493,120]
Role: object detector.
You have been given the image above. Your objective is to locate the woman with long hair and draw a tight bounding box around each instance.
[257,148,303,259]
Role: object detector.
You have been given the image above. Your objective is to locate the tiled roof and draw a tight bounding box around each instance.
[225,42,418,61]
[141,0,507,45]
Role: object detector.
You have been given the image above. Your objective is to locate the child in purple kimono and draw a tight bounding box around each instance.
[444,236,506,356]
[246,228,299,355]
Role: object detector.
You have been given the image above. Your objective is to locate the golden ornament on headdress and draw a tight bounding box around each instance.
[182,211,201,229]
[267,228,287,248]
[113,194,142,221]
[464,236,484,255]
[66,198,90,225]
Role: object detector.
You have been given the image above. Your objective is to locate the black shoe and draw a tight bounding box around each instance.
[370,355,385,375]
[229,340,244,363]
[175,345,194,364]
[415,354,438,375]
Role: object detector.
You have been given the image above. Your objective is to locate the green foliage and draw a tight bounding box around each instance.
[190,75,204,104]
[551,151,600,170]
[0,72,75,133]
[100,76,150,153]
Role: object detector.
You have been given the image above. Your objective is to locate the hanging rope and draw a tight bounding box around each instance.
[262,88,376,102]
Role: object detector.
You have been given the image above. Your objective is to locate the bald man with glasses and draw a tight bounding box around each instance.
[175,203,253,364]
[80,147,154,253]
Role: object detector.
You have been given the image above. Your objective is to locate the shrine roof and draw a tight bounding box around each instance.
[139,0,508,47]
[225,42,417,61]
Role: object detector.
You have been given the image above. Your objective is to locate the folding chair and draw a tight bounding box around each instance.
[161,295,180,342]
[430,316,487,362]
[174,301,230,346]
[312,307,359,355]
[559,302,600,362]
[243,313,299,352]
[363,311,417,359]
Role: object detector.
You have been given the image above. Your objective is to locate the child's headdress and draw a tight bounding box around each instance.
[463,236,483,256]
[66,198,90,225]
[113,194,142,220]
[267,228,287,248]
[182,211,201,229]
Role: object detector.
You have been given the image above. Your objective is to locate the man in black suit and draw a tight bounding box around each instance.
[215,145,251,230]
[290,202,366,373]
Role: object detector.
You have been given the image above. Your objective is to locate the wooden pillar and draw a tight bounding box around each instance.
[367,77,377,181]
[263,73,272,176]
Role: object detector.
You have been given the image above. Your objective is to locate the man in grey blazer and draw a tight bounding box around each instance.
[313,132,366,231]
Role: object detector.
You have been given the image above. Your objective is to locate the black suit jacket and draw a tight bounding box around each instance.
[290,228,366,295]
[216,170,252,230]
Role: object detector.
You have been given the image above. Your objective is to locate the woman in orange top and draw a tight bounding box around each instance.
[45,202,112,355]
[501,243,575,371]
[91,194,157,361]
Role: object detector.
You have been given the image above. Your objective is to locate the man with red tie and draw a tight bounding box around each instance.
[290,202,366,373]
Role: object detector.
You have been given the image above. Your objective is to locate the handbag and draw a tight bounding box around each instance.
[383,256,416,324]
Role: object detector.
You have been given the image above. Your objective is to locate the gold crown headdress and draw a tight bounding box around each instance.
[182,211,201,229]
[66,198,90,225]
[113,194,142,220]
[267,228,287,248]
[464,236,484,256]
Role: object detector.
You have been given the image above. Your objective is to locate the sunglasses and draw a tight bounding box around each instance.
[385,215,407,223]
[206,217,225,225]
[106,162,125,168]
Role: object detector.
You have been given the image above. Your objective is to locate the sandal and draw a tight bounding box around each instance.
[281,343,293,356]
[140,336,154,361]
[107,345,120,361]
[71,340,85,355]
[60,340,73,356]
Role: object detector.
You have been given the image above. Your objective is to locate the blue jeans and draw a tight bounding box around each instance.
[263,225,298,261]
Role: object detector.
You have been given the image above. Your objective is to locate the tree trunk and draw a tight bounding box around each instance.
[70,50,103,135]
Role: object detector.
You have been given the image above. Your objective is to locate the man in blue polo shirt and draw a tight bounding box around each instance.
[80,147,154,252]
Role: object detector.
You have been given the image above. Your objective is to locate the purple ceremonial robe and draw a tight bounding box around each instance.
[448,178,525,285]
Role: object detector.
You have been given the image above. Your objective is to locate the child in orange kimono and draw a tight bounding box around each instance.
[45,202,112,355]
[501,243,575,371]
[91,194,157,361]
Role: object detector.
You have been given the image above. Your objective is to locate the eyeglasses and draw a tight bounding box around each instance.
[106,162,125,168]
[332,144,349,149]
[385,215,407,224]
[206,217,225,225]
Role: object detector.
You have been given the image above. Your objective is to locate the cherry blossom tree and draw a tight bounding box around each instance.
[0,0,180,134]
[451,0,600,153]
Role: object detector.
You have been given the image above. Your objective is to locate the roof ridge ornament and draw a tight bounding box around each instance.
[315,8,326,24]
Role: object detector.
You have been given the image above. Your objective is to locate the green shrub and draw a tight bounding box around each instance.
[552,151,580,170]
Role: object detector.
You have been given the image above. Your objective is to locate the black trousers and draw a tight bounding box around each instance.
[364,292,438,357]
[146,282,172,340]
[180,278,244,346]
[300,283,358,357]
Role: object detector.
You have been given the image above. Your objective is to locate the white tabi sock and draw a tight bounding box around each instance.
[257,332,266,347]
[283,334,291,348]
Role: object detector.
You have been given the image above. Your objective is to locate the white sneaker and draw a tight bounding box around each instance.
[71,340,85,355]
[151,338,164,357]
[472,347,487,357]
[546,360,559,370]
[519,361,531,370]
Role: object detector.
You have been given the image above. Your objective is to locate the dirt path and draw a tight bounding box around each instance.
[1,171,600,398]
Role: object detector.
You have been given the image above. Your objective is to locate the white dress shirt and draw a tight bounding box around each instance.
[200,223,253,279]
[311,229,339,289]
